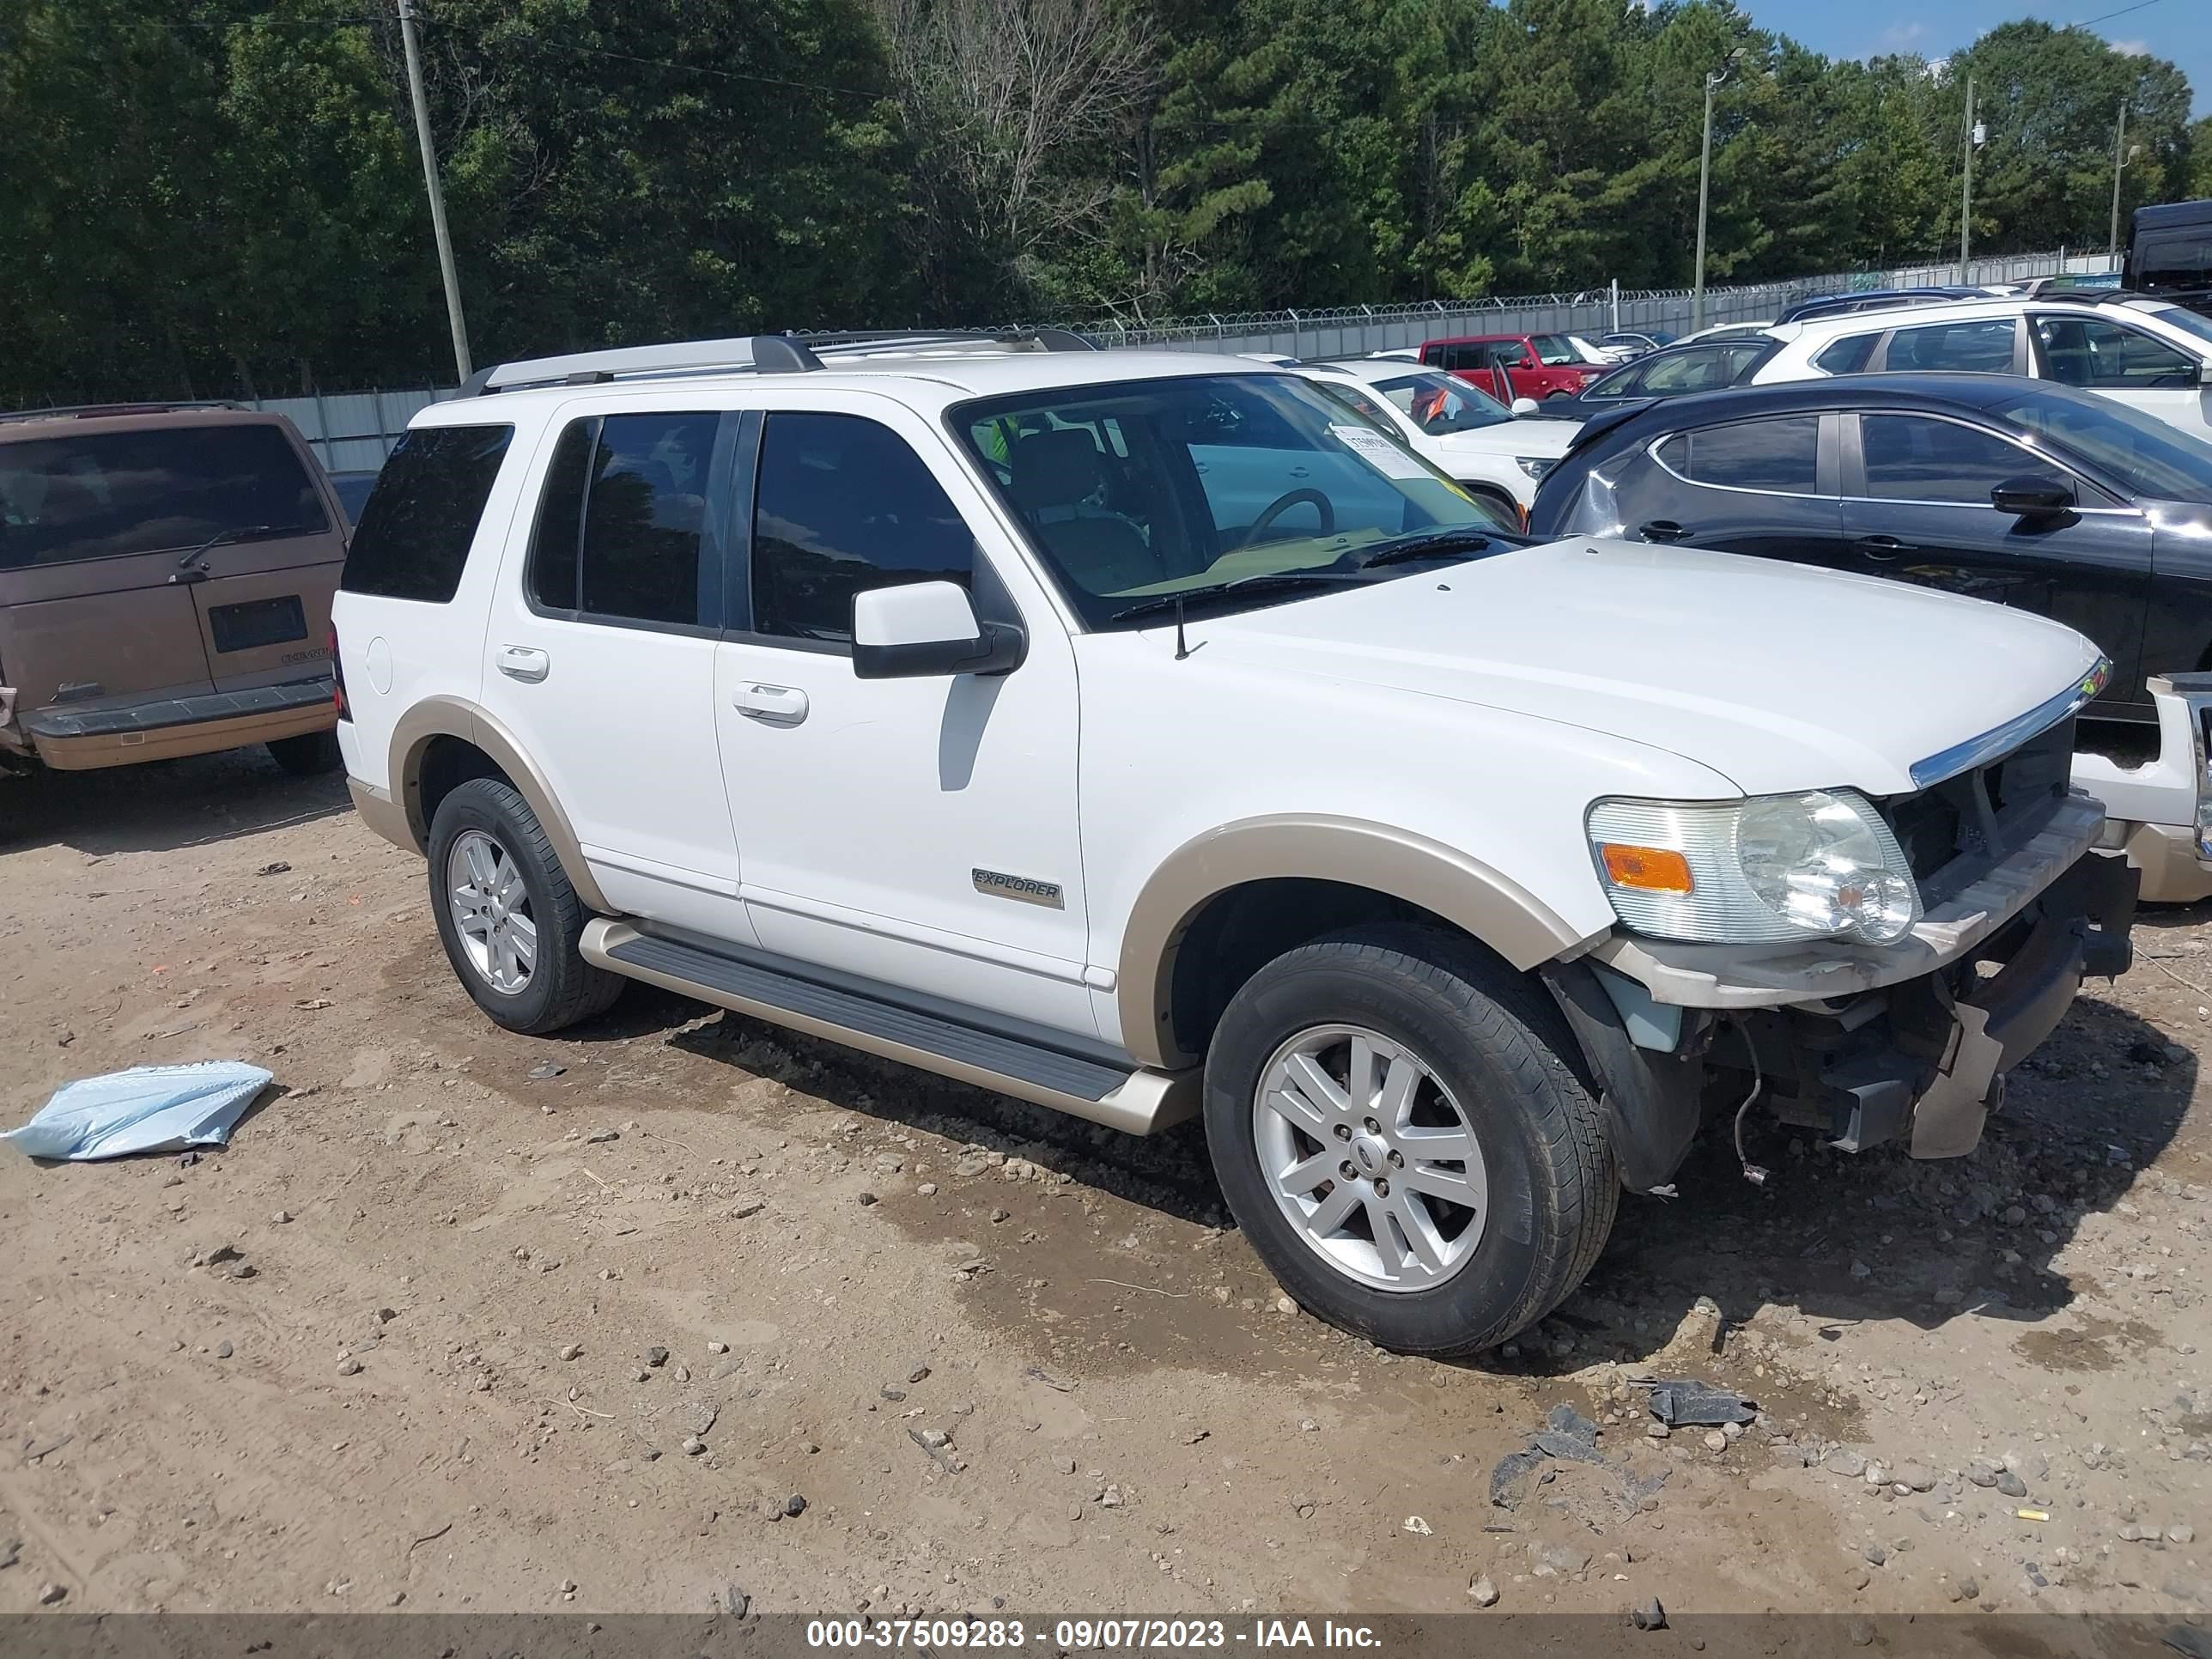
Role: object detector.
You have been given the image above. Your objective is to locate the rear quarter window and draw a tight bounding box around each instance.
[340,424,514,604]
[1813,334,1880,375]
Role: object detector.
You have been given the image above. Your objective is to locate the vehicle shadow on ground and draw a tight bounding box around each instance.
[654,1004,1231,1225]
[0,750,350,859]
[592,983,2191,1376]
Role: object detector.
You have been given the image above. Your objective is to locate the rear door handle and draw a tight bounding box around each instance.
[1856,534,1911,561]
[1639,520,1693,543]
[1286,465,1310,478]
[735,683,809,724]
[496,645,550,683]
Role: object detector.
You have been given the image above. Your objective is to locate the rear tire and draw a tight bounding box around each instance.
[266,730,343,775]
[427,777,623,1035]
[1202,922,1616,1357]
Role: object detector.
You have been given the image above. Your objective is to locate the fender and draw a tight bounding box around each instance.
[386,696,615,915]
[1116,813,1598,1068]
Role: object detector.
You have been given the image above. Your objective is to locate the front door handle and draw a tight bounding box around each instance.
[1856,534,1912,562]
[735,683,809,724]
[496,645,550,683]
[1639,520,1693,543]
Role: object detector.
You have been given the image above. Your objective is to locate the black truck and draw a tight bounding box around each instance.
[2129,198,2212,318]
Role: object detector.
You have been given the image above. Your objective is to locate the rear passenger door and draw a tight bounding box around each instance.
[1841,410,2151,710]
[483,401,755,944]
[1874,318,2022,375]
[1630,414,1845,570]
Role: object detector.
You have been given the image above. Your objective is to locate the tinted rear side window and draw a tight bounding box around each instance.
[0,422,328,571]
[341,424,513,603]
[1656,416,1821,492]
[526,413,724,629]
[1883,319,2016,373]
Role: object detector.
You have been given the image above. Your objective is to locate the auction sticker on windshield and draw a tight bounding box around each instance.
[1328,423,1428,480]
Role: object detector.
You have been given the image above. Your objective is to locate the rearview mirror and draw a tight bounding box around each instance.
[1510,397,1540,416]
[852,580,1024,680]
[1990,475,2075,517]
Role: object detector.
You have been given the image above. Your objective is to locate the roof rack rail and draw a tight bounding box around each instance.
[463,327,1098,398]
[0,399,246,425]
[2031,287,2150,307]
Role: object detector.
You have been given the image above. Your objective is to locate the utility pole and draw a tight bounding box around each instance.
[398,0,472,383]
[1692,57,1735,332]
[1960,74,1977,283]
[2109,100,2129,258]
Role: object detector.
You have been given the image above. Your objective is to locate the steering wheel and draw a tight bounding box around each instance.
[1238,488,1334,549]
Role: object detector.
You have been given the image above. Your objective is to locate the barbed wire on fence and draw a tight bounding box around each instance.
[212,246,2118,467]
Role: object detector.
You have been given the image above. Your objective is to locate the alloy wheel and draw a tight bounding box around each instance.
[1251,1024,1490,1291]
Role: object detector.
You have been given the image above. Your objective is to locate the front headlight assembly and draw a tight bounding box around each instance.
[1515,456,1556,480]
[1586,789,1921,945]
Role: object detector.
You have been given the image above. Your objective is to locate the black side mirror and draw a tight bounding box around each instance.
[1990,475,2075,517]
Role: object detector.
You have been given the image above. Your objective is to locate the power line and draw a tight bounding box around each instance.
[2075,0,2164,28]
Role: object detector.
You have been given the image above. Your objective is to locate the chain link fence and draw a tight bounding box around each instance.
[228,246,2121,467]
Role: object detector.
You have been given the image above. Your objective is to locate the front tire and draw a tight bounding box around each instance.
[1202,923,1616,1357]
[427,777,623,1035]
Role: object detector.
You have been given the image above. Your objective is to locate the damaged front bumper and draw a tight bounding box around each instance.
[1552,788,2136,1182]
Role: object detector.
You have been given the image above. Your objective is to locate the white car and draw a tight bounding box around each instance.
[1675,320,1778,345]
[334,331,2135,1357]
[1294,358,1571,520]
[1565,334,1632,367]
[1753,292,2212,441]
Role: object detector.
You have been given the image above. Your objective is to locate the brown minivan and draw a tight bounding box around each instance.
[0,403,347,775]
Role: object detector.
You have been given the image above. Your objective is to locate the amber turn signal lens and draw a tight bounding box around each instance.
[1599,843,1694,894]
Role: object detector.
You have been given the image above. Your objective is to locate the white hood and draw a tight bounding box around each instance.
[1431,420,1576,460]
[1196,537,2103,799]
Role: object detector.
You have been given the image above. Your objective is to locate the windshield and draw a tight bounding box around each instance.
[2133,302,2212,351]
[1992,386,2212,505]
[957,374,1510,629]
[1530,335,1580,367]
[1371,371,1510,434]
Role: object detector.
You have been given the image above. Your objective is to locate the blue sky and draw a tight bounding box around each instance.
[1737,0,2209,116]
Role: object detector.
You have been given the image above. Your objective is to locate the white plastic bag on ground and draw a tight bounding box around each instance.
[3,1062,274,1161]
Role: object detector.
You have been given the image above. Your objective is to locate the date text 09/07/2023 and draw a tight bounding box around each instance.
[804,1619,1385,1650]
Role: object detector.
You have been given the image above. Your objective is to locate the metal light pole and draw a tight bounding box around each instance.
[1960,75,1978,283]
[1692,54,1739,332]
[398,0,472,383]
[2109,100,2130,258]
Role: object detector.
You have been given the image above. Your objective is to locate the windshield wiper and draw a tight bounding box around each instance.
[174,523,275,572]
[1107,570,1368,626]
[1349,529,1502,569]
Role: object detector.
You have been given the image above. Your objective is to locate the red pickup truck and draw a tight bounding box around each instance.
[1419,333,1605,403]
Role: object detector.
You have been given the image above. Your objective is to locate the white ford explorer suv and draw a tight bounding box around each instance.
[334,330,2136,1357]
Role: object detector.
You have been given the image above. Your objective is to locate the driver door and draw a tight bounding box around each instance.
[1841,410,2150,714]
[2029,312,2212,443]
[711,400,1097,1036]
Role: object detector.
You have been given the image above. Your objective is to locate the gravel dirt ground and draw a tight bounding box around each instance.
[3,751,2212,1634]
